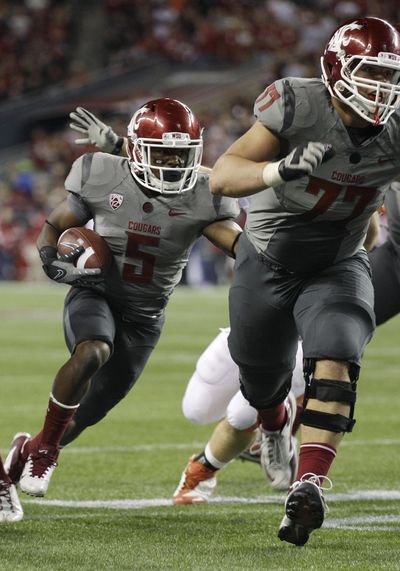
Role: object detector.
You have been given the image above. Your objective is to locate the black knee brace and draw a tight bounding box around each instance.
[301,359,358,433]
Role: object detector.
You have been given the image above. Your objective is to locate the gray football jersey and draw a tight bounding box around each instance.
[249,77,400,273]
[385,185,400,250]
[65,152,239,320]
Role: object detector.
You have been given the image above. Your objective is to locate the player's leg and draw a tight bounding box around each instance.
[0,456,23,523]
[278,250,375,546]
[174,327,253,504]
[182,328,240,425]
[238,339,305,467]
[228,233,300,491]
[6,288,114,496]
[173,391,258,505]
[61,313,163,445]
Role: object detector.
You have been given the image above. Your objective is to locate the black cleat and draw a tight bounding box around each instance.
[278,475,330,546]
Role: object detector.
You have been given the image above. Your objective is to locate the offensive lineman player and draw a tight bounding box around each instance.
[172,209,380,505]
[210,17,400,545]
[4,98,242,498]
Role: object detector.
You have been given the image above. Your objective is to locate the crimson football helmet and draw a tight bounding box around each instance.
[321,17,400,125]
[126,98,203,194]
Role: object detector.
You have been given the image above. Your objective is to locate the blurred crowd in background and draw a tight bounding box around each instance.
[0,0,398,282]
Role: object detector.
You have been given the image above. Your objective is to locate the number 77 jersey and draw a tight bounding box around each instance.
[250,76,400,273]
[64,152,239,321]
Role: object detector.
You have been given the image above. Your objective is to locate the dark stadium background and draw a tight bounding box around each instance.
[0,0,398,281]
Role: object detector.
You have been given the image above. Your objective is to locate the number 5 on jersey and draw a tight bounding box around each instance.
[122,232,159,283]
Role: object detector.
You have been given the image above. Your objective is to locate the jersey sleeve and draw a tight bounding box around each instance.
[213,195,240,221]
[254,78,314,138]
[64,152,127,197]
[64,153,95,220]
[66,192,92,223]
[254,79,287,135]
[64,153,91,195]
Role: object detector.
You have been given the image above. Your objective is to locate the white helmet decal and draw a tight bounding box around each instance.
[327,23,363,53]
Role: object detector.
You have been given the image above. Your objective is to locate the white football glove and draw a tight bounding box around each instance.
[69,107,123,154]
[262,142,335,187]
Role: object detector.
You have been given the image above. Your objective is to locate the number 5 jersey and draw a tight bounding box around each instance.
[65,152,239,321]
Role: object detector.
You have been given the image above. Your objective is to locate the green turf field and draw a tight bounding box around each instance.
[0,283,399,570]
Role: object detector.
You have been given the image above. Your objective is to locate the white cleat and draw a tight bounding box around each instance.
[0,479,24,522]
[260,391,298,491]
[19,447,59,497]
[4,432,31,484]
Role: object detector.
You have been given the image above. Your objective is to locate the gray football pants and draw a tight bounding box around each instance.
[228,233,375,409]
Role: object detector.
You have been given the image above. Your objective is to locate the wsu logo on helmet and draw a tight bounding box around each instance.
[327,22,362,53]
[109,193,124,210]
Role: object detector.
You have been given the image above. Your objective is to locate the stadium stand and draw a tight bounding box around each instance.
[0,0,398,280]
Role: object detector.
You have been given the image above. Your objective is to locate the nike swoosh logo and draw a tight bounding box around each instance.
[54,269,65,280]
[168,210,186,217]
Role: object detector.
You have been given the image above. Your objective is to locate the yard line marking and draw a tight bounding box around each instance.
[2,438,399,456]
[23,490,400,510]
[324,514,400,532]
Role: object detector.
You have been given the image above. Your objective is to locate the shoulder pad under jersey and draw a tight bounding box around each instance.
[65,152,130,198]
[254,77,328,137]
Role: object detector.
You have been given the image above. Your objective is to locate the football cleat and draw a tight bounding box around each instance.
[0,478,23,523]
[4,432,31,484]
[19,445,59,497]
[260,391,298,491]
[173,455,217,505]
[278,474,331,546]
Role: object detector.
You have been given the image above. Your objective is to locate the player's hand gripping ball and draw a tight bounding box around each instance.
[57,227,112,272]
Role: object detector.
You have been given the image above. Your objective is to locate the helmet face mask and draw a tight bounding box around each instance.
[321,18,400,125]
[127,99,203,194]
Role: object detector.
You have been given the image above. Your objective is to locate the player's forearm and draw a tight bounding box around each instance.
[113,137,127,156]
[37,200,85,252]
[210,154,269,197]
[202,220,242,258]
[363,211,380,251]
[37,221,59,252]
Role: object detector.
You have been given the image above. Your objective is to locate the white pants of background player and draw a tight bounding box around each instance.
[182,328,304,430]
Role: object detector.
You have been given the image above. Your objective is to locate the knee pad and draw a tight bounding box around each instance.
[226,390,258,430]
[195,329,238,388]
[301,373,357,433]
[182,370,233,424]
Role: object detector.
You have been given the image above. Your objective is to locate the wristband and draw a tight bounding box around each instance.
[262,161,284,188]
[39,245,58,265]
[112,136,125,156]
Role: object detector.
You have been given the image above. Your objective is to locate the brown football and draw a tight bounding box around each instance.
[57,227,113,272]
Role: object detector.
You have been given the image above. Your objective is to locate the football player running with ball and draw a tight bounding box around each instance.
[210,17,400,545]
[5,98,242,499]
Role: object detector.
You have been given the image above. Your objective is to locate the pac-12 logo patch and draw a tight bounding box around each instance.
[109,193,123,210]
